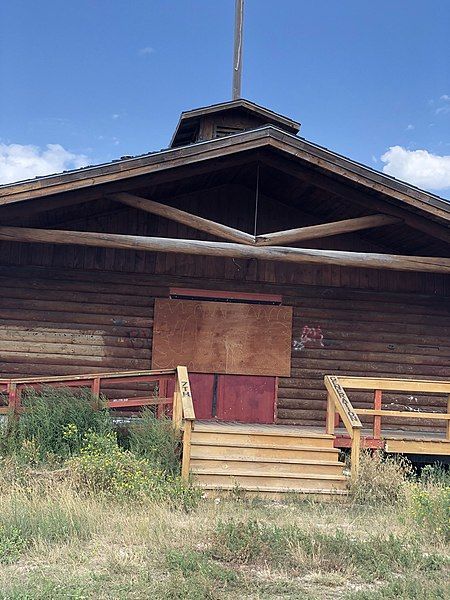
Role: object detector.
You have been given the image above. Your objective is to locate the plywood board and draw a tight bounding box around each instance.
[152,299,292,376]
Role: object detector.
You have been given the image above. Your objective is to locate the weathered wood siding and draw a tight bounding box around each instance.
[0,263,448,430]
[0,185,449,429]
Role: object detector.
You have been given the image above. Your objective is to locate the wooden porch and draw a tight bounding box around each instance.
[1,368,449,498]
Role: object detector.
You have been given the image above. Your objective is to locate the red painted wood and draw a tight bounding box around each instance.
[167,373,215,420]
[373,390,382,439]
[216,375,276,424]
[334,435,385,450]
[169,287,282,304]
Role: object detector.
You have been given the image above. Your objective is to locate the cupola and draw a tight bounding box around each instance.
[170,98,300,148]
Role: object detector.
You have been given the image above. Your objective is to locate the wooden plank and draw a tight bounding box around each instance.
[323,375,362,432]
[181,419,193,482]
[256,214,401,246]
[177,365,196,420]
[350,428,361,479]
[152,299,292,377]
[1,226,450,273]
[356,409,450,420]
[109,192,255,245]
[338,377,450,393]
[385,438,450,455]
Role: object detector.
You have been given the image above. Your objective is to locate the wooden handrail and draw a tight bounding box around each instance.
[0,369,177,416]
[325,375,450,479]
[324,375,362,479]
[356,409,450,420]
[172,366,196,482]
[0,368,175,385]
[336,377,450,393]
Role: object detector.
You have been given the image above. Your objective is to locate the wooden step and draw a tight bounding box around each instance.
[200,485,348,500]
[193,472,347,492]
[191,457,345,476]
[193,422,333,439]
[190,441,340,461]
[191,431,335,449]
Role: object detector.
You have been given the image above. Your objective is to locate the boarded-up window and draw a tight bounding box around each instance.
[151,298,292,377]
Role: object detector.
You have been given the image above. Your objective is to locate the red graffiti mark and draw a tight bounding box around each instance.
[294,326,325,350]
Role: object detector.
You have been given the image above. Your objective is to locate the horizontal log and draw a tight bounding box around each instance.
[256,214,401,246]
[0,226,449,274]
[109,192,255,245]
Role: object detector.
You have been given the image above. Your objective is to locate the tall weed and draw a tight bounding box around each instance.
[348,450,412,505]
[0,386,111,462]
[129,410,180,475]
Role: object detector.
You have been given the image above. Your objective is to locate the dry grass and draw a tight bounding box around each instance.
[0,469,448,600]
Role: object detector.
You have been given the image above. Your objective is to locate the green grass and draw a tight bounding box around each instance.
[0,479,447,600]
[0,394,448,599]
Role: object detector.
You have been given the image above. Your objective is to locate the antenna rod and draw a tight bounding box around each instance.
[232,0,244,99]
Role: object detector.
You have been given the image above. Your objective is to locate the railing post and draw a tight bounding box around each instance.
[172,378,183,432]
[373,390,382,439]
[325,393,335,435]
[8,383,19,417]
[181,419,193,482]
[92,377,101,410]
[447,394,450,441]
[350,428,361,480]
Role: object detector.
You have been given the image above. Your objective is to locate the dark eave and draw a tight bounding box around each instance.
[0,126,449,226]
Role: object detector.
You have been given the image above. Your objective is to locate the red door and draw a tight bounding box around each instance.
[216,375,276,424]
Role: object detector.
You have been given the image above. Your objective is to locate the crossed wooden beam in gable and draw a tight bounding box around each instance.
[109,192,401,247]
[0,191,448,274]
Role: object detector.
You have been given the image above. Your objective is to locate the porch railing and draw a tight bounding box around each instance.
[324,375,362,479]
[0,366,196,482]
[325,375,450,478]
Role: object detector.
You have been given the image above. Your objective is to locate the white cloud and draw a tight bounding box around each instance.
[112,113,120,120]
[0,143,89,185]
[440,94,450,101]
[381,145,450,191]
[405,124,414,131]
[138,46,154,56]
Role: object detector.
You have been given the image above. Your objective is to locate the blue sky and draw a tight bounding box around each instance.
[0,0,449,197]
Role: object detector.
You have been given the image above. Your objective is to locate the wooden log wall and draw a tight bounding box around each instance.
[0,185,448,428]
[0,264,448,431]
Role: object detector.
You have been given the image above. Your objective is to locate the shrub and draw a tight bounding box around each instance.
[408,482,450,542]
[67,431,200,511]
[0,386,112,462]
[348,450,412,505]
[0,525,26,564]
[129,410,180,475]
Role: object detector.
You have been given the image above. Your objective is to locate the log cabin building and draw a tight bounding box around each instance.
[0,99,449,495]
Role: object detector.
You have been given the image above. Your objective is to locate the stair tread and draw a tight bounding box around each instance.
[193,470,347,481]
[197,483,348,495]
[193,422,333,439]
[191,440,339,452]
[191,455,344,466]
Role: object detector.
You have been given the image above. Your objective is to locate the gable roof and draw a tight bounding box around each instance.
[0,125,449,228]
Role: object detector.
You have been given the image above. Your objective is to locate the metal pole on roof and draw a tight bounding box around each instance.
[232,0,244,99]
